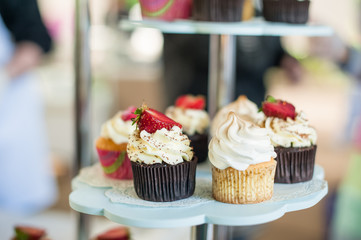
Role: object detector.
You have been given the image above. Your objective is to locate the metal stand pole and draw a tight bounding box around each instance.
[208,34,237,118]
[207,34,237,239]
[192,224,214,240]
[74,0,91,239]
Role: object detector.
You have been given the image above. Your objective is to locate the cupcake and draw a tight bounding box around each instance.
[211,95,263,136]
[166,95,210,163]
[95,107,136,180]
[262,0,310,24]
[209,111,277,204]
[259,96,317,183]
[13,226,47,240]
[139,0,192,21]
[193,0,245,22]
[127,104,197,202]
[95,227,130,240]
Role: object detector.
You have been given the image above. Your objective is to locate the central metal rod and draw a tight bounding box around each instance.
[75,0,92,239]
[204,34,237,240]
[208,34,237,118]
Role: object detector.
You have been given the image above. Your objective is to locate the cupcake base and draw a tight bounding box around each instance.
[274,145,317,183]
[193,0,245,22]
[188,133,208,164]
[262,0,310,24]
[212,159,277,204]
[131,157,198,202]
[96,138,133,180]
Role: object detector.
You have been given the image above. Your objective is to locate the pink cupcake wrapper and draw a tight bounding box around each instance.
[139,0,191,20]
[96,148,133,180]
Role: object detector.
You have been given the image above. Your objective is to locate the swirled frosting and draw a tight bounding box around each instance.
[101,111,135,144]
[211,95,263,136]
[165,106,210,135]
[127,126,194,165]
[209,111,276,171]
[260,111,317,148]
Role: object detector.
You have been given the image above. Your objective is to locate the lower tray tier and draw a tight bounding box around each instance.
[69,164,328,228]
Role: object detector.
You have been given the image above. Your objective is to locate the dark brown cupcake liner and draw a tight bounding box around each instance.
[188,133,208,164]
[262,0,310,24]
[274,145,316,183]
[193,0,245,22]
[131,157,198,202]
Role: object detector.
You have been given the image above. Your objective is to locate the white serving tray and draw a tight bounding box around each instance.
[69,163,327,228]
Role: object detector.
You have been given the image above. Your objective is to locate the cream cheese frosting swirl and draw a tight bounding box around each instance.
[209,111,276,171]
[211,95,263,136]
[165,106,210,135]
[127,126,194,165]
[101,111,135,144]
[261,111,317,148]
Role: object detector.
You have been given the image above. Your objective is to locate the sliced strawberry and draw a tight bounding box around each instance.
[96,227,129,240]
[261,96,296,120]
[121,106,137,121]
[175,95,206,110]
[14,225,46,240]
[133,104,182,133]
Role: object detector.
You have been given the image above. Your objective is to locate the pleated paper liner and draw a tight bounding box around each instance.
[139,0,192,21]
[192,0,245,22]
[131,157,198,202]
[188,133,208,164]
[274,145,317,183]
[96,141,133,180]
[212,159,277,204]
[262,0,310,24]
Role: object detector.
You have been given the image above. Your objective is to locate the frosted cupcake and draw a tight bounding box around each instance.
[259,96,317,183]
[209,111,277,204]
[166,95,210,163]
[95,107,136,180]
[128,104,197,202]
[211,95,263,136]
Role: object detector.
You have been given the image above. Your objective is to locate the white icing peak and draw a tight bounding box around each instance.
[211,95,263,136]
[165,106,210,135]
[261,111,317,147]
[101,111,135,144]
[127,126,194,165]
[209,111,276,171]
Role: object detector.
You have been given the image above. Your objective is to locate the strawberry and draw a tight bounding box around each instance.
[121,106,137,121]
[96,227,129,240]
[133,104,182,133]
[14,225,46,240]
[175,95,206,110]
[260,96,296,120]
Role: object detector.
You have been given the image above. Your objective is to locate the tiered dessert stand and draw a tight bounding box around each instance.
[72,0,332,239]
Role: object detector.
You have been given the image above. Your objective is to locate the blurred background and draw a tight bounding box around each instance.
[0,0,360,239]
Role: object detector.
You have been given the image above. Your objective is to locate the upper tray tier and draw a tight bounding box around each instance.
[69,164,328,228]
[120,18,333,36]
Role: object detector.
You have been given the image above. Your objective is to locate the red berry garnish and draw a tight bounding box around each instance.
[96,226,129,240]
[14,225,46,240]
[133,104,182,133]
[121,106,137,121]
[260,96,296,120]
[175,95,205,110]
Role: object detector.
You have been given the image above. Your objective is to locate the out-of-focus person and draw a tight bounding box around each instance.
[162,33,303,108]
[0,0,57,214]
[309,16,361,240]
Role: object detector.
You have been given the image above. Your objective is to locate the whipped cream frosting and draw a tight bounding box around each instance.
[101,111,135,144]
[211,95,263,136]
[165,106,210,135]
[260,111,317,148]
[209,111,276,171]
[127,126,194,165]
